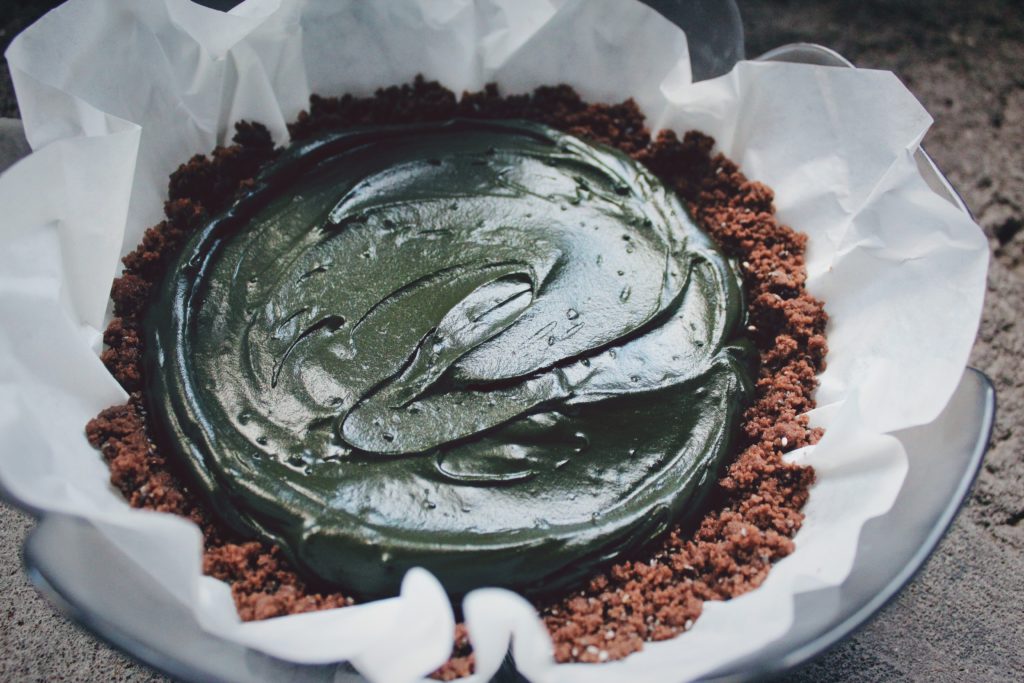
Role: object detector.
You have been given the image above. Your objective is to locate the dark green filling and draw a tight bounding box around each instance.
[146,119,753,600]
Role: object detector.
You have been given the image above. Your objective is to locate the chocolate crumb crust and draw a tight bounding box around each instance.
[85,77,826,677]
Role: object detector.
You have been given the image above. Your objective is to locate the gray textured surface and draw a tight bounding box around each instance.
[1,1,1022,681]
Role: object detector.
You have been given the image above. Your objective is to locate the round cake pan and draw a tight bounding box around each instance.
[6,7,996,681]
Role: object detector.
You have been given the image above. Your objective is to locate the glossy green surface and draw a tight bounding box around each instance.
[146,120,752,599]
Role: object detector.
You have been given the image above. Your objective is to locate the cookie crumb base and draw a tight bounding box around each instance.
[86,77,826,678]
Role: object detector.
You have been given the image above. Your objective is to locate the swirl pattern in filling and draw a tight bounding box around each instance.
[146,120,753,599]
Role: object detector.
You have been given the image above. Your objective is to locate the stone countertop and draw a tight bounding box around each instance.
[1,1,1021,681]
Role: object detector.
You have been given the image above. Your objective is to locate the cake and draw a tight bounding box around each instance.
[87,78,826,676]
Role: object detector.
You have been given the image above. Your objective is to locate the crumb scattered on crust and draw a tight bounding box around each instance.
[86,77,827,679]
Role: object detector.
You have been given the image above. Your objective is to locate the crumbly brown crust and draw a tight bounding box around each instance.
[85,77,826,677]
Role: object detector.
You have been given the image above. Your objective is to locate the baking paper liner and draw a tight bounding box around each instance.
[0,1,988,681]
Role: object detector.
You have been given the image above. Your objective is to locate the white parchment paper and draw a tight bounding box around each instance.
[0,1,988,681]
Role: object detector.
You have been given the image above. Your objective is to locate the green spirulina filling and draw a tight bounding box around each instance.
[146,119,753,600]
